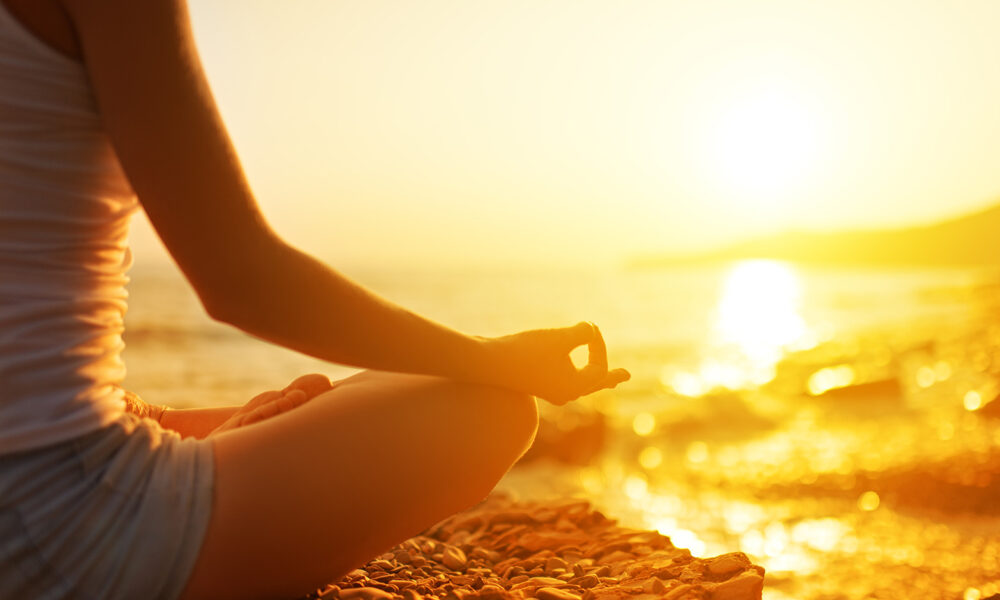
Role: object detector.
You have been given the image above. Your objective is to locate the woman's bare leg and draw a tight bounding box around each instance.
[179,371,538,600]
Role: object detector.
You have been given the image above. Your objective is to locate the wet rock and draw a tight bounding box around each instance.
[536,588,581,600]
[443,546,468,571]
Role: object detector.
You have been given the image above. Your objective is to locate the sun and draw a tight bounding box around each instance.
[701,86,824,199]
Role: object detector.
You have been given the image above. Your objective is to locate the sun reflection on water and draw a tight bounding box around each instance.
[665,260,815,395]
[715,260,810,364]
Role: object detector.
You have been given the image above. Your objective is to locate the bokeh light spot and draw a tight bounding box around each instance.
[858,491,880,511]
[632,412,656,436]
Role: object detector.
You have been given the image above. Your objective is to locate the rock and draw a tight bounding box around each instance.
[478,584,504,595]
[370,560,396,572]
[597,551,634,565]
[443,546,468,571]
[510,576,564,591]
[477,584,507,600]
[502,565,523,579]
[709,572,764,600]
[402,591,423,600]
[568,574,599,589]
[545,557,569,573]
[705,553,749,578]
[536,588,582,600]
[663,584,693,600]
[340,587,395,600]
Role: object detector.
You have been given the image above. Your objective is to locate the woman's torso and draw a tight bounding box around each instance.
[0,0,137,454]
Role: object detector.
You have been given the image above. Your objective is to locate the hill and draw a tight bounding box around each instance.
[636,201,1000,267]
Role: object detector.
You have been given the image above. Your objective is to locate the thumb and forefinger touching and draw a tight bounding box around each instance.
[563,321,630,396]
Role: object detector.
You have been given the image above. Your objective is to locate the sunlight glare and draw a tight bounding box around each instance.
[715,260,809,368]
[703,86,823,198]
[663,260,810,397]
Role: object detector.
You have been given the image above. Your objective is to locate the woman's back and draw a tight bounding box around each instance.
[0,1,135,454]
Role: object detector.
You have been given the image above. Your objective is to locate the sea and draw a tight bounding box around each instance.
[123,259,1000,600]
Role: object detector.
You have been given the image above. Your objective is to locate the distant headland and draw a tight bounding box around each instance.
[632,200,1000,268]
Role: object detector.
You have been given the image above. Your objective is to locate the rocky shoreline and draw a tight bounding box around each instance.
[304,496,763,600]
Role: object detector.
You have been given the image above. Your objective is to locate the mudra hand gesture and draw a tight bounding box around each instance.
[482,321,630,406]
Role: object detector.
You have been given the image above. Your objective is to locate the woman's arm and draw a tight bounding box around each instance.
[62,0,627,404]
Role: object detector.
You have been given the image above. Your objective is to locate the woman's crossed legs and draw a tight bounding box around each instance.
[179,371,538,600]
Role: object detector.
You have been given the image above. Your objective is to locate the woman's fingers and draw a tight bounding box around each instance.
[557,321,607,371]
[576,365,630,397]
[241,389,311,425]
[245,389,282,410]
[277,389,308,412]
[283,373,332,398]
[576,363,606,391]
[601,368,631,389]
[587,323,608,372]
[559,321,595,350]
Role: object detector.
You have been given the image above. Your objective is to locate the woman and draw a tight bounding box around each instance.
[0,1,629,598]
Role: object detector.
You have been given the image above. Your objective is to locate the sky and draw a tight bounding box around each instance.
[131,0,1000,268]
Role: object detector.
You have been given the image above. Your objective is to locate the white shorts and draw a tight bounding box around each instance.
[0,413,214,599]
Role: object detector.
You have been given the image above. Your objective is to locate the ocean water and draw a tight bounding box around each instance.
[123,260,1000,600]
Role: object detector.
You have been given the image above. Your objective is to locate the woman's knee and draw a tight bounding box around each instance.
[474,384,538,455]
[345,372,538,454]
[444,382,537,487]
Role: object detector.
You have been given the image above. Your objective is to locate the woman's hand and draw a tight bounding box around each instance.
[481,322,630,405]
[211,374,334,435]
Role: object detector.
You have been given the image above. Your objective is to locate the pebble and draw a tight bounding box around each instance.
[443,546,468,571]
[706,553,748,577]
[536,588,581,600]
[663,584,693,600]
[545,557,568,572]
[568,574,598,589]
[339,587,395,600]
[709,572,764,600]
[300,496,764,600]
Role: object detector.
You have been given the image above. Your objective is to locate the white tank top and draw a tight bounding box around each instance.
[0,3,137,454]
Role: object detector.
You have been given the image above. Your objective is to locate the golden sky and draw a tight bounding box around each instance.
[130,0,1000,268]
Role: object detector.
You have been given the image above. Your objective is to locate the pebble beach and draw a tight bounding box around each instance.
[303,496,764,600]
